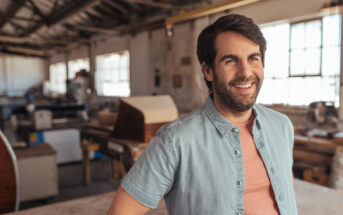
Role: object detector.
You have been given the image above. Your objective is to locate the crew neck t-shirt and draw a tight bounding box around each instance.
[236,115,279,215]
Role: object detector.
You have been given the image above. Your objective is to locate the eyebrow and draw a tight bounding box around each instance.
[219,54,238,63]
[249,53,262,59]
[219,52,262,62]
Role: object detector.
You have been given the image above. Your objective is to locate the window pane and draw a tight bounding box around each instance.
[305,20,321,48]
[304,48,321,75]
[95,51,130,97]
[49,62,66,94]
[119,69,129,81]
[259,15,340,107]
[322,47,340,77]
[68,58,89,79]
[323,15,341,47]
[258,78,289,105]
[290,50,305,76]
[262,23,290,78]
[291,23,305,50]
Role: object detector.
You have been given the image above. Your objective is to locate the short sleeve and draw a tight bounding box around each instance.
[121,128,177,208]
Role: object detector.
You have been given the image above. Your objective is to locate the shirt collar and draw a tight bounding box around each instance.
[203,95,261,136]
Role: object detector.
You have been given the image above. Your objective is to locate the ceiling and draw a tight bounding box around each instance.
[0,0,209,57]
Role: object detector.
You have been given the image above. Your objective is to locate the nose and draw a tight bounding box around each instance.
[238,60,252,77]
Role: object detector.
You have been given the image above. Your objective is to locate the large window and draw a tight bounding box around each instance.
[258,15,341,106]
[68,58,90,79]
[95,51,130,97]
[49,62,67,94]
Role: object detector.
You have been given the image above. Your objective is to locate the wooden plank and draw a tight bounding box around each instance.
[294,135,339,150]
[293,148,332,166]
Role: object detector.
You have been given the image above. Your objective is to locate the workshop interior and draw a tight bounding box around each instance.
[1,0,343,214]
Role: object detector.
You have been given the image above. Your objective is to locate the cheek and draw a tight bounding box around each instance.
[215,66,235,81]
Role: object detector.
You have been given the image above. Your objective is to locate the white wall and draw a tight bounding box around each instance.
[49,52,66,65]
[130,32,150,96]
[0,57,5,93]
[69,45,89,61]
[0,55,47,96]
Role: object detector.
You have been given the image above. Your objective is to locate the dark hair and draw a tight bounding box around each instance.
[196,14,266,91]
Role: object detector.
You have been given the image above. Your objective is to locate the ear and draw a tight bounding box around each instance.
[201,62,213,82]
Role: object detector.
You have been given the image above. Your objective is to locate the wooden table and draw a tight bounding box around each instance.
[6,179,343,215]
[80,126,147,185]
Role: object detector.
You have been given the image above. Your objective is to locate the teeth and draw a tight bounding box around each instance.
[235,83,252,88]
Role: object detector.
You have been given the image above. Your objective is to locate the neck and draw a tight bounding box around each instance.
[212,96,254,125]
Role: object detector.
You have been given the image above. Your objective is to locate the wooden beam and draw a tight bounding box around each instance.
[69,25,120,35]
[95,4,118,17]
[6,46,46,57]
[126,0,178,9]
[166,0,264,25]
[12,16,40,22]
[24,0,102,36]
[50,0,61,17]
[84,11,104,26]
[28,0,48,24]
[0,0,28,30]
[103,0,128,14]
[0,35,27,43]
[93,5,128,22]
[9,21,27,34]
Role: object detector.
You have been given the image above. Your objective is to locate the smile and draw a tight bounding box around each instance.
[234,83,252,89]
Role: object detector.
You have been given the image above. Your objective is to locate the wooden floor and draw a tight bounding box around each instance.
[8,179,343,215]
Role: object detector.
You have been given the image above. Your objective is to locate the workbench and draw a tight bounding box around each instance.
[293,135,341,186]
[80,126,147,184]
[6,179,343,215]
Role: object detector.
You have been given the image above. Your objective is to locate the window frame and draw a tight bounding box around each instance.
[95,50,130,97]
[288,17,323,78]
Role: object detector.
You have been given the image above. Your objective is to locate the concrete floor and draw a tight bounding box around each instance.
[1,119,121,211]
[19,159,121,210]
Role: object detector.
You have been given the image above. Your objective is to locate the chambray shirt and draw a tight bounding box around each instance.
[121,96,298,215]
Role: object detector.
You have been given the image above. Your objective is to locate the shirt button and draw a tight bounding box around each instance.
[235,150,240,155]
[237,213,242,215]
[232,128,239,133]
[237,180,243,186]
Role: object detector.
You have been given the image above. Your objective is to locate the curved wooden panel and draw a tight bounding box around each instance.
[0,130,19,213]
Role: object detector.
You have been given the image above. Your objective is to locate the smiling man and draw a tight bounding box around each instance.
[108,14,298,215]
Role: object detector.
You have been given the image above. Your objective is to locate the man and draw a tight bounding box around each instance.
[108,14,298,215]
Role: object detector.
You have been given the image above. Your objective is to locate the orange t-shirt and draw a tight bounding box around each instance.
[236,116,279,215]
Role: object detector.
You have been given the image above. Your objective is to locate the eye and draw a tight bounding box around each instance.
[249,55,261,62]
[225,58,236,64]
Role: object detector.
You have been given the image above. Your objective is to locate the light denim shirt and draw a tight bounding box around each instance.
[122,96,298,215]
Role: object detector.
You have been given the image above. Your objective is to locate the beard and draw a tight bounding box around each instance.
[212,72,262,112]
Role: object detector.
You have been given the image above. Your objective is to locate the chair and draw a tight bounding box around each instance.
[0,130,20,213]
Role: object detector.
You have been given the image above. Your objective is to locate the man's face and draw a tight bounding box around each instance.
[204,31,264,112]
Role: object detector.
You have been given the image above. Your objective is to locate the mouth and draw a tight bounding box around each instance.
[233,83,252,89]
[230,81,256,95]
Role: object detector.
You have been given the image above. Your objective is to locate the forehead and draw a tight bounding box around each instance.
[214,31,260,56]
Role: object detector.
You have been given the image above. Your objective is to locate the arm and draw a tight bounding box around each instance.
[107,186,150,215]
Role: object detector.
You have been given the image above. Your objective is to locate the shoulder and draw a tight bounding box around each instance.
[254,104,291,124]
[254,104,294,133]
[158,106,206,138]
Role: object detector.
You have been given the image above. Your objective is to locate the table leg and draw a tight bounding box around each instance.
[82,140,91,185]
